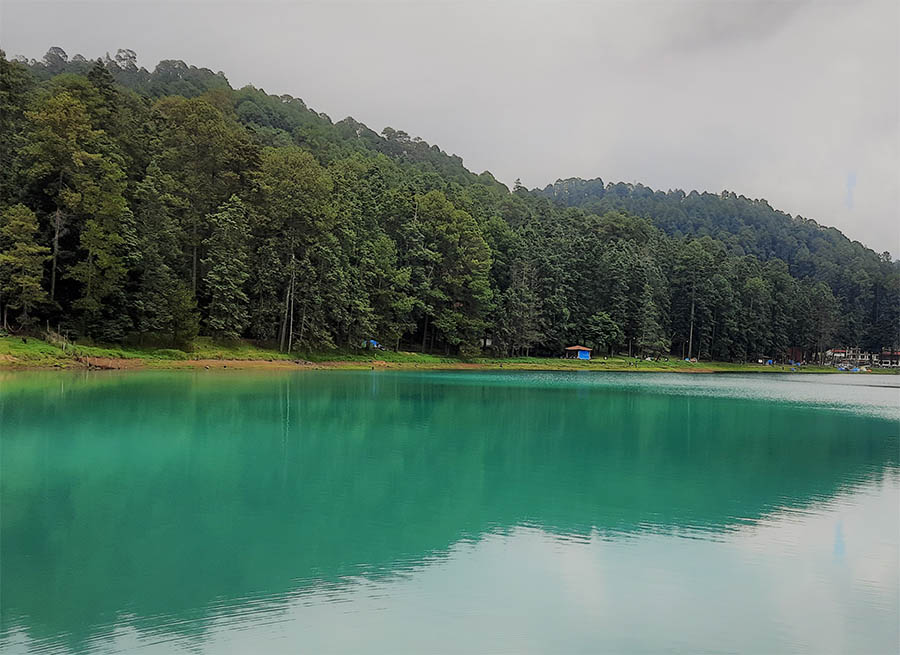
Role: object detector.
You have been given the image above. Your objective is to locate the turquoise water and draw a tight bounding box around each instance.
[1,370,898,653]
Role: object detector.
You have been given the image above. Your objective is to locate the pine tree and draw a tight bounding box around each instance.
[370,232,414,350]
[0,205,50,328]
[24,91,99,302]
[131,162,195,341]
[67,219,126,335]
[0,53,35,205]
[496,258,542,356]
[586,311,623,355]
[202,196,250,340]
[162,280,200,348]
[636,283,668,357]
[155,96,259,294]
[418,191,493,355]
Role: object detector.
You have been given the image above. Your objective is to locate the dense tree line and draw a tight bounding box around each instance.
[1,48,897,360]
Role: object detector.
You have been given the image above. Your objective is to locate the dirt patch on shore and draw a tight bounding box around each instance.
[158,358,314,370]
[76,356,144,369]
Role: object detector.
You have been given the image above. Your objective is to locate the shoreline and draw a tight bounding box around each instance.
[2,336,893,374]
[0,355,887,376]
[1,359,725,373]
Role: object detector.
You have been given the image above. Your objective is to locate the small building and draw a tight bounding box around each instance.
[565,345,592,360]
[787,346,804,364]
[826,348,847,363]
[826,347,882,366]
[879,351,900,368]
[845,347,874,365]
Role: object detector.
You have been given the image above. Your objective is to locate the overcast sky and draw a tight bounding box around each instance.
[2,0,898,252]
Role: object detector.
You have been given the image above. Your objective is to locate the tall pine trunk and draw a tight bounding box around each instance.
[191,219,198,295]
[50,209,61,301]
[50,171,64,302]
[278,281,290,352]
[687,279,696,359]
[279,251,296,352]
[287,271,296,353]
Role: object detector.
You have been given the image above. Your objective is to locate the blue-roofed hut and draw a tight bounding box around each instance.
[565,345,592,360]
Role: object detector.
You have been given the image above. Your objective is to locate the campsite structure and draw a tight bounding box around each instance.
[565,345,592,360]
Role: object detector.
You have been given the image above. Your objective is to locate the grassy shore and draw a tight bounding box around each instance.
[2,335,894,374]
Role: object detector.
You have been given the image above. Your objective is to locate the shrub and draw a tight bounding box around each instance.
[153,348,191,360]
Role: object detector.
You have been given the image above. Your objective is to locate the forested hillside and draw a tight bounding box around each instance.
[1,48,897,360]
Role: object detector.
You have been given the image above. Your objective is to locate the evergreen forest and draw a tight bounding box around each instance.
[2,48,897,360]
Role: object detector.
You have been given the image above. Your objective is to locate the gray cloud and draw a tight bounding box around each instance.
[655,1,810,54]
[1,0,897,253]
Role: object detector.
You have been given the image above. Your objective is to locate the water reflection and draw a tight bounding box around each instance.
[1,371,898,653]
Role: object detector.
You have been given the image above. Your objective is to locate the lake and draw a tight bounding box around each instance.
[1,370,898,654]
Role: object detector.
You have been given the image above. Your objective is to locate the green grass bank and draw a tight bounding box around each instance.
[2,335,894,374]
